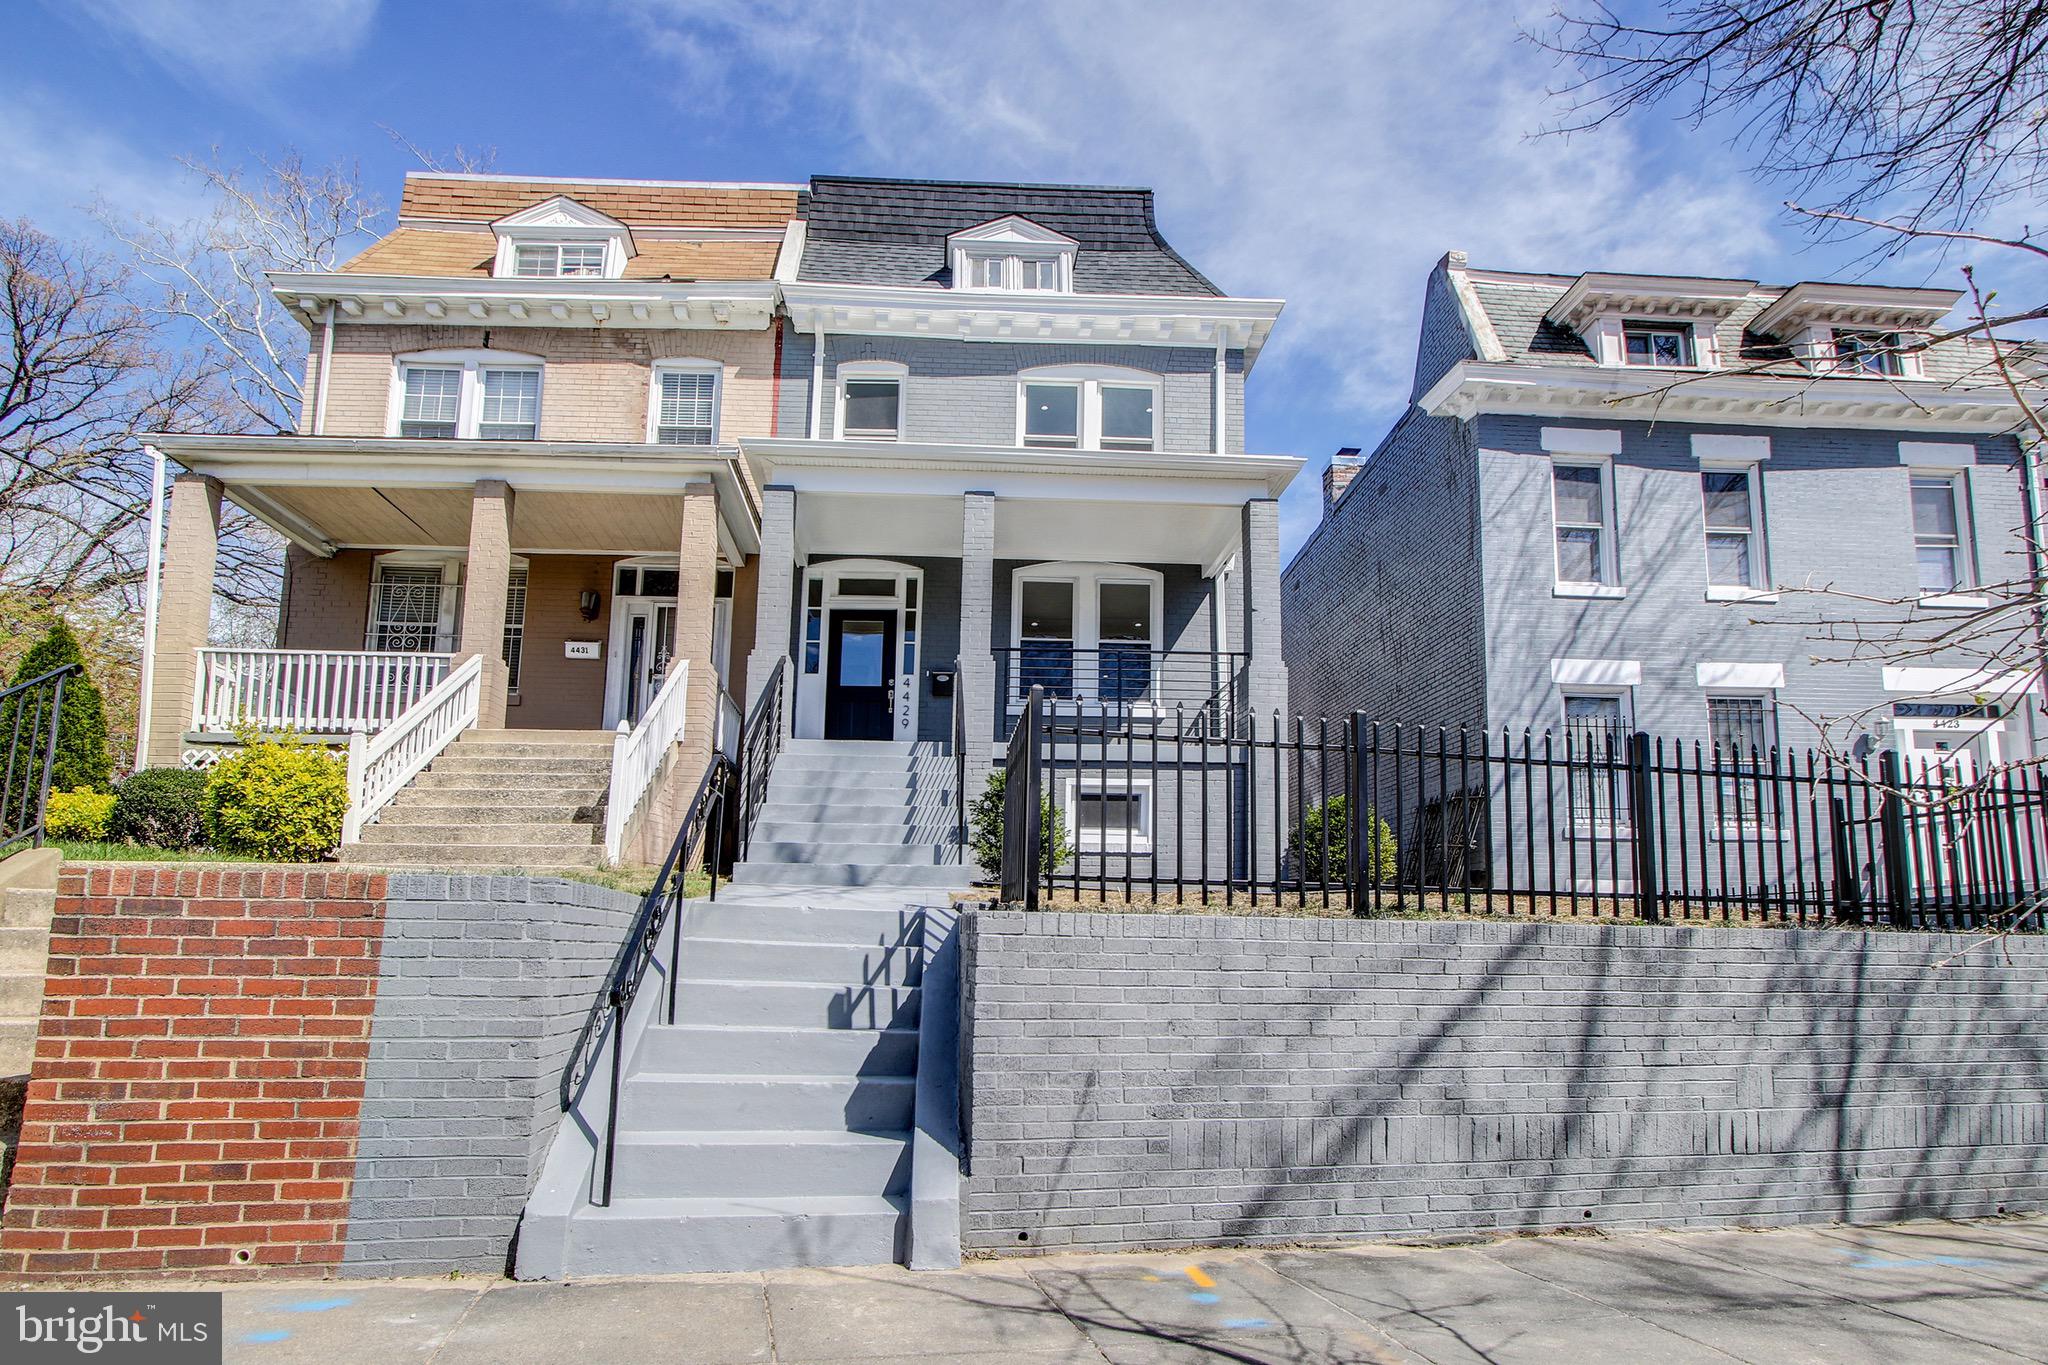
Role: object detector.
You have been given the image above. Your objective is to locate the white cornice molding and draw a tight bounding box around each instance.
[739,436,1302,496]
[1545,273,1759,331]
[145,433,761,556]
[1418,360,2037,433]
[1748,281,1962,339]
[779,282,1284,363]
[268,271,778,330]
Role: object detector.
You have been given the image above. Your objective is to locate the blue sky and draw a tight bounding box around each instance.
[8,0,2042,560]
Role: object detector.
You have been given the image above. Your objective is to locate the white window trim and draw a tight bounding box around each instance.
[644,359,725,445]
[507,241,611,280]
[388,350,544,441]
[956,248,1072,293]
[834,360,908,442]
[1703,690,1790,841]
[1907,467,1982,604]
[1830,327,1924,380]
[1008,562,1165,710]
[1559,686,1634,837]
[1699,461,1773,600]
[1015,365,1164,452]
[1062,776,1154,854]
[1593,317,1719,370]
[1549,456,1623,596]
[366,552,461,653]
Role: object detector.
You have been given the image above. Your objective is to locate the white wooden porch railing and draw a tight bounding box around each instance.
[715,687,741,761]
[603,661,690,865]
[194,648,454,735]
[341,654,483,844]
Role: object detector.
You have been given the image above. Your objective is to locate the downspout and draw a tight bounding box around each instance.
[1213,338,1227,455]
[313,302,337,435]
[132,444,166,771]
[770,316,784,437]
[2019,433,2048,747]
[809,319,826,439]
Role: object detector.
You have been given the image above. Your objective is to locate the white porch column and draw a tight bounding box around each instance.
[145,473,221,769]
[1240,497,1289,880]
[747,484,797,728]
[456,478,515,729]
[958,491,996,777]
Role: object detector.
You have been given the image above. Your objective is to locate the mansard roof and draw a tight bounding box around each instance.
[795,176,1224,297]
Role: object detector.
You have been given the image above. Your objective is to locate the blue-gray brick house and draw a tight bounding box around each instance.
[1285,253,2043,892]
[740,177,1298,875]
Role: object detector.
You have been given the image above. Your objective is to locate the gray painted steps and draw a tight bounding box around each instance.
[683,899,927,943]
[558,1194,907,1276]
[635,1024,918,1076]
[726,862,971,890]
[608,1129,911,1200]
[684,936,921,985]
[672,978,920,1030]
[618,1073,915,1130]
[746,841,950,867]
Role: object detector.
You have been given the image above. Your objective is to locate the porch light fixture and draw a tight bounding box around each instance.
[579,589,601,621]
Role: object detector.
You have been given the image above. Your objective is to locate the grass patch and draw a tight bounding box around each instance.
[51,841,248,863]
[1010,886,1849,927]
[549,866,714,901]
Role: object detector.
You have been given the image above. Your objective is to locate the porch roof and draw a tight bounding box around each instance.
[146,433,761,563]
[738,437,1302,499]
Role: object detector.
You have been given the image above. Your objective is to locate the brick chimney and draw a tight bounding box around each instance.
[1323,448,1363,517]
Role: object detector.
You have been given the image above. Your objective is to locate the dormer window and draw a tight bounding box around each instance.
[490,196,633,280]
[1623,323,1694,368]
[949,215,1077,294]
[513,243,607,278]
[1834,330,1904,377]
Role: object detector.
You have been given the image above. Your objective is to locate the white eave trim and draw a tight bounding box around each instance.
[268,271,779,330]
[144,433,762,556]
[778,281,1284,364]
[737,436,1302,496]
[1418,359,2040,433]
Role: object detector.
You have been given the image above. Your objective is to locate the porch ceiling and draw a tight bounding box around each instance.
[248,485,692,555]
[796,490,1241,567]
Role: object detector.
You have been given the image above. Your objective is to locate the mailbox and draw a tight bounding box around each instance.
[927,669,956,698]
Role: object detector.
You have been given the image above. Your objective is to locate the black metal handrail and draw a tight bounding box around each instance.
[558,750,733,1205]
[993,647,1248,713]
[999,686,1044,908]
[736,657,787,859]
[1,664,79,858]
[952,672,968,865]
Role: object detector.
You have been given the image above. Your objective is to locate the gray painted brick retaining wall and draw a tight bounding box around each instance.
[342,874,640,1277]
[958,910,2048,1255]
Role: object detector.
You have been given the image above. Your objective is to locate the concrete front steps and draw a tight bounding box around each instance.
[547,894,932,1274]
[340,729,611,872]
[726,740,974,892]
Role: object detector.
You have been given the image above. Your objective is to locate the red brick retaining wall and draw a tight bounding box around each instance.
[0,867,387,1279]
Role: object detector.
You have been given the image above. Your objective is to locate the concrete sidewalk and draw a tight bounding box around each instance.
[214,1217,2048,1364]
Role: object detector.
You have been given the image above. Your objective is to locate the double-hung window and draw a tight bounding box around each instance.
[1707,694,1778,830]
[1701,466,1765,592]
[1018,369,1161,452]
[652,366,719,445]
[1552,462,1616,589]
[393,353,543,441]
[1010,565,1162,707]
[1623,323,1694,367]
[837,363,905,441]
[1835,330,1903,377]
[969,254,1062,291]
[513,242,607,278]
[1911,473,1972,594]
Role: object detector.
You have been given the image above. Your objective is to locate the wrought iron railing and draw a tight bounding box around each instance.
[736,658,786,861]
[993,647,1247,732]
[0,665,79,858]
[952,674,968,865]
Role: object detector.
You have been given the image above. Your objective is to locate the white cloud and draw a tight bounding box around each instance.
[612,0,1790,551]
[0,87,213,234]
[71,0,378,98]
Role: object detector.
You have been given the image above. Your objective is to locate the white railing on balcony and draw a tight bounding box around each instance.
[194,648,455,735]
[603,661,691,865]
[341,654,483,845]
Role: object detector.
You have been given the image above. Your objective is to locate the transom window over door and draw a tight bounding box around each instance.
[652,367,719,445]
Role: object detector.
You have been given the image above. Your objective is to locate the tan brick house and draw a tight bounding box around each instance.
[142,173,798,864]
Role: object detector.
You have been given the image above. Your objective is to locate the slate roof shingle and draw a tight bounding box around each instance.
[795,176,1223,297]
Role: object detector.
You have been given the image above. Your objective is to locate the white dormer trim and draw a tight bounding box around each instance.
[1750,282,1960,341]
[491,196,635,279]
[950,215,1077,293]
[1544,273,1757,332]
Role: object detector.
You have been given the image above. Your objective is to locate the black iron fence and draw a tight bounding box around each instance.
[998,695,2048,929]
[0,665,79,859]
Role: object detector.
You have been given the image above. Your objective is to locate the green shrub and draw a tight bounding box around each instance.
[202,730,350,862]
[969,768,1071,885]
[1290,795,1397,885]
[44,787,115,840]
[4,619,110,793]
[110,768,210,849]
